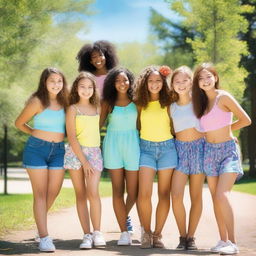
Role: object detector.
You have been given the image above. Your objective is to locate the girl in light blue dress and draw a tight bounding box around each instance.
[100,67,140,246]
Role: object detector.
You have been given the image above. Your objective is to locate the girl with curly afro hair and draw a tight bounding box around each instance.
[76,40,118,98]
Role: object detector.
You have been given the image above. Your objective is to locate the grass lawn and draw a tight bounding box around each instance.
[0,179,112,237]
[233,177,256,195]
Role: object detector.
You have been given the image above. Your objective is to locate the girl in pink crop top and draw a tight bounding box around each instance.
[192,63,251,254]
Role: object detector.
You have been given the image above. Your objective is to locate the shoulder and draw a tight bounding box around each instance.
[218,90,236,103]
[66,105,77,114]
[25,96,43,112]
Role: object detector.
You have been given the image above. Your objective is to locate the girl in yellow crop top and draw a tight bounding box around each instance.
[133,65,178,249]
[64,72,106,248]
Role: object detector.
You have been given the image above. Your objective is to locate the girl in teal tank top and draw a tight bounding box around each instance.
[100,67,140,245]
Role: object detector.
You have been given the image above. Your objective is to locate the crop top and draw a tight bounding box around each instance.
[34,108,65,133]
[200,94,233,132]
[170,102,201,133]
[74,106,100,147]
[140,101,173,142]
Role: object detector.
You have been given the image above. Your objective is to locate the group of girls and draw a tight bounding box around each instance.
[15,40,251,255]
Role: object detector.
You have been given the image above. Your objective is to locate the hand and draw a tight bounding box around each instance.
[233,137,239,144]
[82,161,95,177]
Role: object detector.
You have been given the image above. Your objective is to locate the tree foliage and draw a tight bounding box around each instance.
[149,7,195,68]
[170,0,250,100]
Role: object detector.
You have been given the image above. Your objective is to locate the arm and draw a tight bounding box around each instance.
[99,100,110,128]
[221,94,251,131]
[167,105,176,137]
[66,106,94,175]
[136,105,141,131]
[15,97,41,134]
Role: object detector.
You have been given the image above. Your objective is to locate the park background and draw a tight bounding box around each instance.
[0,0,256,239]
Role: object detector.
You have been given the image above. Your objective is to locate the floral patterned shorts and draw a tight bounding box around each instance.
[64,144,103,172]
[204,139,243,180]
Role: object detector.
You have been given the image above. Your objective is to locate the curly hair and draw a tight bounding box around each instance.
[170,65,193,102]
[102,67,134,110]
[76,40,118,73]
[69,72,100,107]
[133,66,172,108]
[31,67,68,109]
[192,63,220,118]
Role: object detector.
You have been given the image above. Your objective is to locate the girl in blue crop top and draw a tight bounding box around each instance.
[15,67,68,252]
[100,67,140,245]
[169,66,205,250]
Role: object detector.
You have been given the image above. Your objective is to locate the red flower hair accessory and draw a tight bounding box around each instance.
[159,65,172,77]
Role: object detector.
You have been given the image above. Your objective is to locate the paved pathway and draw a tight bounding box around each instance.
[1,168,256,255]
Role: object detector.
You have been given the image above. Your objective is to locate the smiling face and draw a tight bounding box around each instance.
[46,73,63,96]
[77,78,94,100]
[147,71,163,96]
[90,50,106,70]
[198,69,217,92]
[115,72,130,94]
[172,72,192,96]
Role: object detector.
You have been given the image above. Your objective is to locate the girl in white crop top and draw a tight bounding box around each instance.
[169,66,205,250]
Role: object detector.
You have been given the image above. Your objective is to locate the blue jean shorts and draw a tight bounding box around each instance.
[175,138,205,175]
[23,136,65,170]
[204,139,243,180]
[139,138,177,171]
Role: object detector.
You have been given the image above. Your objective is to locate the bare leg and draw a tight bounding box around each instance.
[27,169,48,238]
[138,167,155,233]
[207,176,228,241]
[110,169,127,232]
[125,170,139,215]
[154,169,173,235]
[187,173,205,237]
[86,170,102,231]
[171,170,187,237]
[69,168,90,234]
[46,169,65,210]
[215,173,237,243]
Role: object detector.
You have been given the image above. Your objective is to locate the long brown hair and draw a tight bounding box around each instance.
[31,67,68,108]
[133,66,172,108]
[170,66,193,102]
[192,63,220,118]
[69,72,100,106]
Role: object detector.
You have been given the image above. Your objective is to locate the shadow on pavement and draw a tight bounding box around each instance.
[0,238,217,256]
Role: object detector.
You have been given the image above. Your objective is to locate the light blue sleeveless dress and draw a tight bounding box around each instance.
[103,102,140,171]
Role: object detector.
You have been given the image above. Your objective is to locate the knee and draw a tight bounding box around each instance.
[75,190,87,203]
[127,190,138,202]
[158,190,171,201]
[87,190,100,201]
[138,190,151,201]
[171,191,183,202]
[214,191,229,203]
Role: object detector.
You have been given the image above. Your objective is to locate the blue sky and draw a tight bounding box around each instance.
[79,0,177,43]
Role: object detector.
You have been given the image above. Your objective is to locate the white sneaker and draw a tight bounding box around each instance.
[92,230,106,247]
[117,231,131,246]
[39,236,55,252]
[35,232,40,242]
[220,241,239,255]
[210,240,230,252]
[79,233,93,249]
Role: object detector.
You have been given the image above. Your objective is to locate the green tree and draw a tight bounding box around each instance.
[240,0,256,176]
[117,41,163,75]
[149,8,195,68]
[171,0,249,100]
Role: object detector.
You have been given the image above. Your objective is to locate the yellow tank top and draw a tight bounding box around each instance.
[140,101,173,142]
[76,114,100,147]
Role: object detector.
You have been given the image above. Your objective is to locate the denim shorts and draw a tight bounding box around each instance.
[23,136,65,170]
[64,144,103,172]
[204,139,243,180]
[175,138,205,175]
[139,138,177,171]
